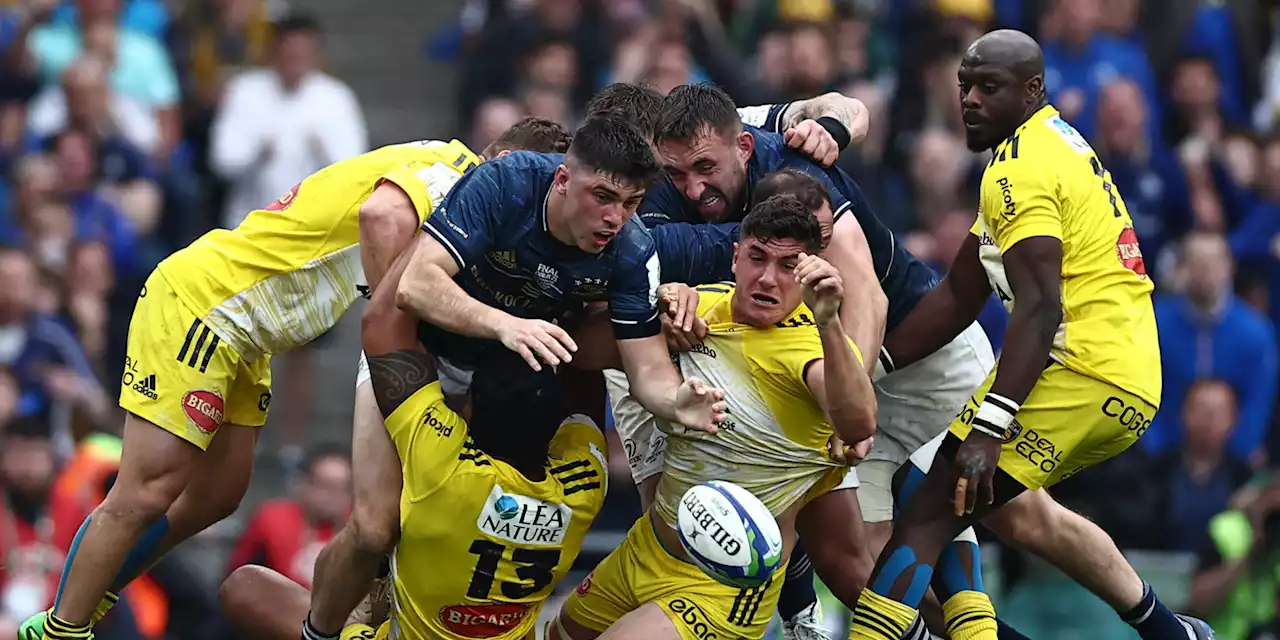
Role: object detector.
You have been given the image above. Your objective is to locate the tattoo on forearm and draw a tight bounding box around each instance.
[368,350,438,417]
[786,96,856,130]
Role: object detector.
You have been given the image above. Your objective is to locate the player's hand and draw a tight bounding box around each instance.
[827,434,874,465]
[495,317,578,372]
[952,431,1003,516]
[795,253,843,325]
[662,313,709,352]
[674,376,728,434]
[658,283,699,328]
[784,119,840,167]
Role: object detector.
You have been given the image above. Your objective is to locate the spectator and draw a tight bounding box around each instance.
[1187,478,1280,640]
[1149,380,1253,553]
[27,53,159,153]
[1146,232,1277,464]
[209,13,366,229]
[23,0,180,151]
[1230,137,1280,330]
[225,444,351,588]
[1040,0,1158,141]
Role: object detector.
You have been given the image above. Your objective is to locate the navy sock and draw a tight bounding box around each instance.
[1120,582,1185,640]
[778,543,817,620]
[997,618,1033,640]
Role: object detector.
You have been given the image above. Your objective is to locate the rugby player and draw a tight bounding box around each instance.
[21,120,571,640]
[846,30,1213,640]
[552,195,877,640]
[598,83,994,637]
[393,115,727,440]
[303,122,576,639]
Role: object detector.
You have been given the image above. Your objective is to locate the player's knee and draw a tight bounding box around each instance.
[219,566,262,622]
[351,509,400,555]
[984,490,1051,548]
[105,463,189,520]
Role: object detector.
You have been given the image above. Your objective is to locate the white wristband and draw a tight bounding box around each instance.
[872,347,894,382]
[971,392,1020,439]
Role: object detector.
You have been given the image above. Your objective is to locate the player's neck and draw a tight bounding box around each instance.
[544,189,576,246]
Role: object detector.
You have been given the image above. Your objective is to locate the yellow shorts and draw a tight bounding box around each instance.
[119,270,272,450]
[948,362,1157,490]
[562,514,785,640]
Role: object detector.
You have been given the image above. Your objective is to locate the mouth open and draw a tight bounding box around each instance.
[750,293,779,306]
[592,230,615,245]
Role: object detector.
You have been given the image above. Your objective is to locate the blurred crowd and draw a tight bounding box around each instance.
[7,0,1280,637]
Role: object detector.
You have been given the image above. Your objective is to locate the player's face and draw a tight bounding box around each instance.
[556,165,647,253]
[730,236,806,327]
[958,59,1030,151]
[658,130,753,223]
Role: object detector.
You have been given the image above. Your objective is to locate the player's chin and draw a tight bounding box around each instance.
[963,130,993,152]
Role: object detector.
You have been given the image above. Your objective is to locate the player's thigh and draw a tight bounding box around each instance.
[560,545,638,637]
[597,603,683,640]
[605,370,667,488]
[650,574,784,640]
[351,379,403,541]
[948,364,1151,493]
[120,270,253,451]
[798,484,874,596]
[220,564,311,640]
[172,422,258,525]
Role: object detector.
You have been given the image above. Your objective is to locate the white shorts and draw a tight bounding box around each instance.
[857,322,994,522]
[608,322,994,523]
[355,351,473,396]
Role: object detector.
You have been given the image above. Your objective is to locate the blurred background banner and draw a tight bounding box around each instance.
[3,0,1280,638]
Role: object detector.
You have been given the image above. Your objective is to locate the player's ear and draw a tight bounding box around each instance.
[737,131,754,162]
[553,165,571,194]
[731,242,740,274]
[496,149,513,159]
[1026,74,1044,105]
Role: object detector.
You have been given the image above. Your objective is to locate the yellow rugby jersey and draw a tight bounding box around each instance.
[654,283,860,525]
[972,105,1161,406]
[158,139,480,360]
[382,381,607,640]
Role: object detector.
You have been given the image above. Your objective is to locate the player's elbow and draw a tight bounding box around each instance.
[360,185,419,241]
[1028,296,1063,341]
[832,402,877,443]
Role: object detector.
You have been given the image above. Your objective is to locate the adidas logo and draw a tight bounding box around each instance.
[132,374,158,400]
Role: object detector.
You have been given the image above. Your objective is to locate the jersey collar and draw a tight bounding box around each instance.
[1019,104,1058,133]
[539,185,552,233]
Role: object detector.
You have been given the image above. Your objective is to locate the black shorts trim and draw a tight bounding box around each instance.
[938,432,1028,509]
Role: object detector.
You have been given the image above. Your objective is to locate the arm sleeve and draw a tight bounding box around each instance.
[651,222,739,284]
[607,230,662,340]
[421,161,505,269]
[737,103,791,133]
[549,415,610,496]
[384,382,469,500]
[984,158,1063,250]
[380,161,466,225]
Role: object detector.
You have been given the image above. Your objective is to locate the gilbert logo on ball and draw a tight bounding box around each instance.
[677,480,783,589]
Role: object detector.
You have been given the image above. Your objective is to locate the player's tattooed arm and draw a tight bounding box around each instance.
[778,92,869,147]
[363,238,439,417]
[367,351,439,417]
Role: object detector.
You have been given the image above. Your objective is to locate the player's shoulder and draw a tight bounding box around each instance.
[548,414,609,498]
[694,281,735,313]
[387,380,462,430]
[639,178,693,225]
[608,215,657,265]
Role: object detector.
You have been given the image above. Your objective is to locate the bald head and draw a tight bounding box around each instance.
[965,29,1044,81]
[958,30,1047,151]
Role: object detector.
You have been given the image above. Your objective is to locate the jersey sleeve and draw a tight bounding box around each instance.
[759,309,864,394]
[651,222,739,284]
[737,103,791,133]
[379,160,466,225]
[549,415,609,510]
[383,381,468,499]
[608,222,662,340]
[421,160,506,269]
[983,157,1063,252]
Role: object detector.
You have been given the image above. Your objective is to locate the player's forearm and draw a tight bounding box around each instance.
[986,297,1060,406]
[785,93,869,148]
[883,276,986,370]
[395,265,509,341]
[618,335,684,423]
[818,319,877,442]
[839,281,886,376]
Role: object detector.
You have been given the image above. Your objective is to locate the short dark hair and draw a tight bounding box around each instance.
[654,83,742,147]
[274,13,321,38]
[751,169,832,213]
[584,83,664,141]
[567,115,662,187]
[484,117,572,157]
[741,195,824,254]
[469,358,568,469]
[303,442,350,475]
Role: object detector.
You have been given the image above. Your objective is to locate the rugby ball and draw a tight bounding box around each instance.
[677,480,783,589]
